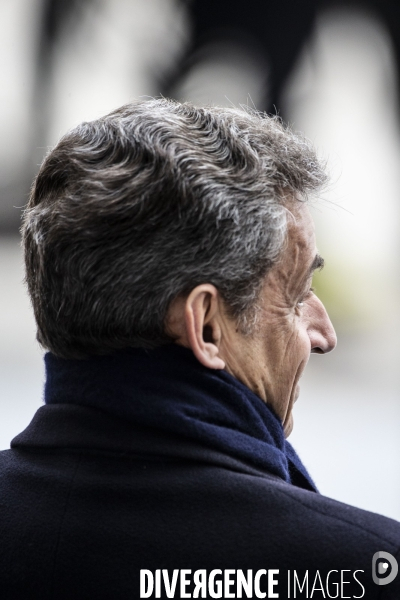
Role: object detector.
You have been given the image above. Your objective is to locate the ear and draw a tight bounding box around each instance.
[184,284,225,370]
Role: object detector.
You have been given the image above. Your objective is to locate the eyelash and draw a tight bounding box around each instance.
[297,287,315,307]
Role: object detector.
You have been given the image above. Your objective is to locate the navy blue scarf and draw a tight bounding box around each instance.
[44,344,317,492]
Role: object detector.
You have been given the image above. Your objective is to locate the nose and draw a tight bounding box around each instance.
[307,295,337,354]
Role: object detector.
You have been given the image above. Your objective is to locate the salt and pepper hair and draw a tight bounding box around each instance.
[22,99,326,359]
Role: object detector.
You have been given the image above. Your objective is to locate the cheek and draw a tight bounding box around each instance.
[287,325,311,367]
[296,328,312,369]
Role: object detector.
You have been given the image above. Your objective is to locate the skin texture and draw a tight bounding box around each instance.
[166,200,337,437]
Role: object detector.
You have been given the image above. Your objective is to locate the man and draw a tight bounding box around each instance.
[1,99,399,598]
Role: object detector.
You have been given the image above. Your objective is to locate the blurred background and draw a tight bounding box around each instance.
[1,0,399,520]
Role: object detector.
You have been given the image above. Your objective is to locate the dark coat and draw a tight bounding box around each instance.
[0,402,399,599]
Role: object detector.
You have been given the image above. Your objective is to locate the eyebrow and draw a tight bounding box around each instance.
[309,254,325,275]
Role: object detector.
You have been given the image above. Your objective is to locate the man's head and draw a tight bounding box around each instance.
[23,99,336,432]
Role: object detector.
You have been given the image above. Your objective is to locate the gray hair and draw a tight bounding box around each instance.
[22,99,327,358]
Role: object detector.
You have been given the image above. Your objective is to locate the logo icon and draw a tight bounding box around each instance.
[372,551,398,585]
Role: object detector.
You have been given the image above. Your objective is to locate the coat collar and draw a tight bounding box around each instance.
[11,403,284,482]
[23,344,317,492]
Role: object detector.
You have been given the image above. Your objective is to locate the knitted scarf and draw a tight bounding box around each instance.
[44,343,317,492]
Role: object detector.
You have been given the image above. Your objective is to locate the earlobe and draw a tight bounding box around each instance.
[184,285,226,370]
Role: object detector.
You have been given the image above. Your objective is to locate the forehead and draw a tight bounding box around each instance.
[285,200,315,242]
[257,200,317,307]
[282,200,316,258]
[273,201,317,287]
